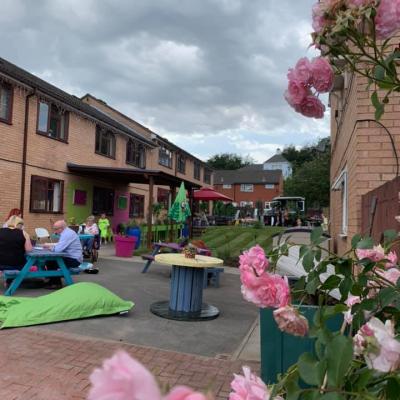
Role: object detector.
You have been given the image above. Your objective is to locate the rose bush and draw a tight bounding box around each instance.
[286,0,400,120]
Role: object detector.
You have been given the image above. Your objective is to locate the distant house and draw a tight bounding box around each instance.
[263,149,292,179]
[213,167,283,208]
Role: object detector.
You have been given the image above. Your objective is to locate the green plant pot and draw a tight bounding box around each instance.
[260,306,342,384]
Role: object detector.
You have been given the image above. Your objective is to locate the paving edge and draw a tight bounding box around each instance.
[230,315,259,361]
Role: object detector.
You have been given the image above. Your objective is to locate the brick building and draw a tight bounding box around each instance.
[0,57,212,235]
[213,167,283,207]
[329,66,400,254]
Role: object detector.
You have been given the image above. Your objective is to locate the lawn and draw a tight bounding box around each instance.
[199,226,284,265]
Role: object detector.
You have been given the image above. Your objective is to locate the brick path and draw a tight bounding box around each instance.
[0,328,260,400]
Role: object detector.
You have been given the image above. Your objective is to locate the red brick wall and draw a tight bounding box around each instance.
[214,179,283,204]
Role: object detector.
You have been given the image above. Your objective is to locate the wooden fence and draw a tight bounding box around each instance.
[361,176,400,243]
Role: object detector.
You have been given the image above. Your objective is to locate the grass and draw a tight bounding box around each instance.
[132,225,283,265]
[200,226,284,265]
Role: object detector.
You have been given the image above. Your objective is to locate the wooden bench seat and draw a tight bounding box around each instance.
[141,254,155,261]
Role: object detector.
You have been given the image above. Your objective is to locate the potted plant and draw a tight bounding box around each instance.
[114,223,136,257]
[125,219,141,249]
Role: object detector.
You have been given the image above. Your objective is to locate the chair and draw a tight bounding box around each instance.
[35,227,51,243]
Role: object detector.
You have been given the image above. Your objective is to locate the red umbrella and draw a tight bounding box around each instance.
[193,187,233,202]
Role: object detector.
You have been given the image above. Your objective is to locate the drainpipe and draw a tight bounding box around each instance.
[20,90,36,216]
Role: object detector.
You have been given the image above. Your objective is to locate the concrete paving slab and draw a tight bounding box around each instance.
[5,248,259,359]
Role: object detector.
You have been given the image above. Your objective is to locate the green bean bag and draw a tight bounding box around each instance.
[0,282,134,328]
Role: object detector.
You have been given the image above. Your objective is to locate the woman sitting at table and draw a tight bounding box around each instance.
[81,215,99,256]
[2,208,22,228]
[0,216,32,270]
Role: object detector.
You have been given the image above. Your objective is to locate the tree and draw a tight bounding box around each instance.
[207,153,254,170]
[283,138,330,209]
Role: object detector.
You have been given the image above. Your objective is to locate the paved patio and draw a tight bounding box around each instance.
[0,245,261,399]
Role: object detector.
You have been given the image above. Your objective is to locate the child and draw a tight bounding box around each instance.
[98,213,110,244]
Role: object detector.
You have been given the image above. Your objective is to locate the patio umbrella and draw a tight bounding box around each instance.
[168,182,191,223]
[193,187,233,202]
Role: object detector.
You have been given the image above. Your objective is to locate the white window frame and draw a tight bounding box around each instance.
[223,184,232,189]
[332,169,348,237]
[240,184,254,192]
[264,184,274,189]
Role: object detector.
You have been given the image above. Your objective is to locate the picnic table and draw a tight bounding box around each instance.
[150,253,223,321]
[141,242,210,273]
[3,249,76,296]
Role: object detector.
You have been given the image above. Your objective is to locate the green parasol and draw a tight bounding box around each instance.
[168,182,191,223]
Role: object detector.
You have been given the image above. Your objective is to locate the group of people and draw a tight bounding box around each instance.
[0,208,104,289]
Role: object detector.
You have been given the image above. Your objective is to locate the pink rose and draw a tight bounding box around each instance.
[240,245,269,275]
[375,0,400,40]
[377,268,400,286]
[88,351,162,400]
[229,366,269,400]
[344,295,361,324]
[354,318,400,372]
[356,245,385,262]
[311,2,327,34]
[164,386,210,400]
[311,57,334,93]
[273,306,309,337]
[239,269,259,288]
[296,95,325,119]
[286,79,308,105]
[385,251,398,269]
[241,273,290,308]
[288,58,313,85]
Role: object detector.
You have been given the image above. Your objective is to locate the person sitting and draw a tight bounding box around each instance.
[0,216,32,271]
[2,208,22,228]
[81,216,99,256]
[43,220,84,288]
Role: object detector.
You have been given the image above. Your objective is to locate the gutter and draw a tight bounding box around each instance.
[20,89,36,216]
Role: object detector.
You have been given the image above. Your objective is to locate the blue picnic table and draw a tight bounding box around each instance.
[3,249,76,296]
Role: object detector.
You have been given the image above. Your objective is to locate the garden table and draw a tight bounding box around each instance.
[141,242,209,273]
[3,249,75,296]
[150,253,223,321]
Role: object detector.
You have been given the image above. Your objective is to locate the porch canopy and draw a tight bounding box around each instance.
[193,187,233,202]
[67,163,201,246]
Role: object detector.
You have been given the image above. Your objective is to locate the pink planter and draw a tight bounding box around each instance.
[115,235,137,257]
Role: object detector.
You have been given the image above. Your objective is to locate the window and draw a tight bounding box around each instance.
[223,184,232,189]
[30,175,63,213]
[37,101,68,141]
[194,162,201,180]
[240,184,254,192]
[0,82,12,124]
[126,139,146,168]
[264,184,274,189]
[177,154,186,173]
[332,169,348,236]
[129,194,144,218]
[204,169,211,184]
[159,145,173,168]
[96,126,116,158]
[240,201,253,207]
[157,188,170,209]
[93,186,114,215]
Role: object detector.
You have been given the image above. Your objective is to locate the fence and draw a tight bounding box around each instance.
[361,176,400,243]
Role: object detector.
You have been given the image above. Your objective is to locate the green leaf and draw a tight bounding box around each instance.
[303,250,315,271]
[351,283,363,296]
[384,229,398,245]
[326,335,353,387]
[351,234,362,249]
[374,65,385,81]
[306,277,320,295]
[378,287,398,308]
[339,277,353,299]
[356,237,374,249]
[298,353,324,386]
[300,391,319,400]
[321,394,345,400]
[321,275,341,291]
[386,377,400,400]
[311,227,323,244]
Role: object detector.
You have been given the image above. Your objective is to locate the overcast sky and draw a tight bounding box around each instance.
[1,0,329,163]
